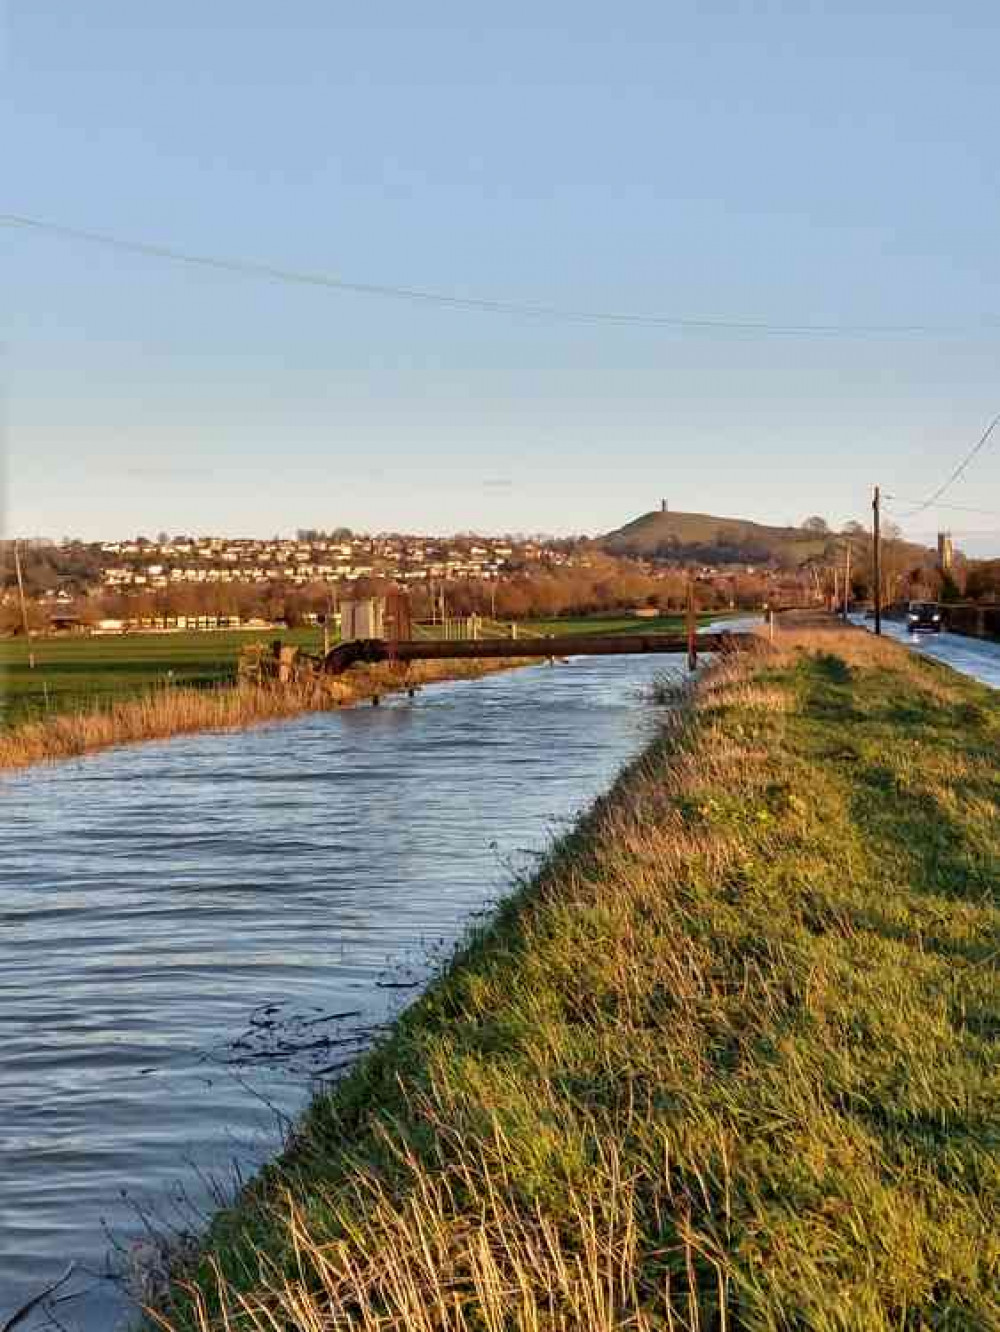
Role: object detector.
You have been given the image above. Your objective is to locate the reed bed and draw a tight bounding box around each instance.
[0,658,526,772]
[150,629,1000,1330]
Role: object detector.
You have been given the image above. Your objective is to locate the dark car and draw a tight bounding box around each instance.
[906,601,942,633]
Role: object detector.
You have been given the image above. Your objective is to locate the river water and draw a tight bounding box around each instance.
[0,653,687,1330]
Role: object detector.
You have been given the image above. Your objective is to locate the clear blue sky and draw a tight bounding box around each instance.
[6,2,1000,549]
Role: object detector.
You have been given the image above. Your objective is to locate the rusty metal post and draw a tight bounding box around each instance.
[686,580,697,671]
[873,484,882,636]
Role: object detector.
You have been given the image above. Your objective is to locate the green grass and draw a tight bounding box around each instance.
[153,627,1000,1329]
[0,629,322,727]
[519,610,739,637]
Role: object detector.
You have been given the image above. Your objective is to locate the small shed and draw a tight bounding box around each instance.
[339,589,412,642]
[340,597,384,640]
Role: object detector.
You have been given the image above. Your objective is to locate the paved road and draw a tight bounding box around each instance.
[856,615,1000,690]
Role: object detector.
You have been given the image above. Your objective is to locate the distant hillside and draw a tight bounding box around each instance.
[601,509,929,569]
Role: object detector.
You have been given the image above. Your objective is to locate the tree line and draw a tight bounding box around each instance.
[1,557,778,635]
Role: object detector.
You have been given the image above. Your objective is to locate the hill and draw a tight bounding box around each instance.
[600,508,927,568]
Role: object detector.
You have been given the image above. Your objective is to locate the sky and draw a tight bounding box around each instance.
[5,2,1000,549]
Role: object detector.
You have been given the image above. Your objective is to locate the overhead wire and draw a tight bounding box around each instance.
[882,494,1000,519]
[0,211,993,340]
[888,412,1000,519]
[7,210,1000,541]
[881,503,1000,538]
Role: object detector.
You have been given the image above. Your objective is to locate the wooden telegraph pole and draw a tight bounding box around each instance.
[872,486,882,636]
[13,539,36,669]
[843,540,851,622]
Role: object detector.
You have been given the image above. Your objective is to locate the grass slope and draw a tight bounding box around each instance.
[602,508,833,564]
[602,508,931,571]
[153,628,1000,1329]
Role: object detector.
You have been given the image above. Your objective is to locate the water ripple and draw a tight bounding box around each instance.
[0,656,672,1329]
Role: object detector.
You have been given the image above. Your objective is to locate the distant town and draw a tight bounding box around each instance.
[98,530,537,591]
[1,508,992,636]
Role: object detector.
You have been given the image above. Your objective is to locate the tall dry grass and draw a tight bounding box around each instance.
[153,1139,688,1332]
[0,658,527,772]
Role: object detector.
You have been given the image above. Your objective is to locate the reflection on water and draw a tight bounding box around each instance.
[0,654,684,1329]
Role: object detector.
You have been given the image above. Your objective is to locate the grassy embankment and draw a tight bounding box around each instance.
[153,627,1000,1330]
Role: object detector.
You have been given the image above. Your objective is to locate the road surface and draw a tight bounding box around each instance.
[856,616,1000,690]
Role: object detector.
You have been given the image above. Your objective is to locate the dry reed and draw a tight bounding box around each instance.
[0,658,528,773]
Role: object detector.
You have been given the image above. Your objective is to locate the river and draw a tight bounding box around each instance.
[0,652,689,1330]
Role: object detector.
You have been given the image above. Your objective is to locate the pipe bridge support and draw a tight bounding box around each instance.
[322,631,751,675]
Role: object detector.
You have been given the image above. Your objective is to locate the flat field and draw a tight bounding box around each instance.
[0,628,321,727]
[520,610,734,636]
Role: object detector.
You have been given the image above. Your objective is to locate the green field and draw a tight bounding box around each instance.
[520,610,742,637]
[0,628,322,727]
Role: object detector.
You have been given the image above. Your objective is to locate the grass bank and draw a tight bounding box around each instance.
[152,627,1000,1329]
[0,658,526,772]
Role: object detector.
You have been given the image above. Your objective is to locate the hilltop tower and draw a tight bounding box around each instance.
[661,498,668,513]
[937,531,954,572]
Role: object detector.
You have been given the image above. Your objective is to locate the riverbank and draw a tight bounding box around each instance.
[0,658,528,772]
[152,626,1000,1329]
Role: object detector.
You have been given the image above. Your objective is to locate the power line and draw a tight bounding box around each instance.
[883,494,1000,519]
[889,412,1000,518]
[914,527,1000,537]
[0,210,992,339]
